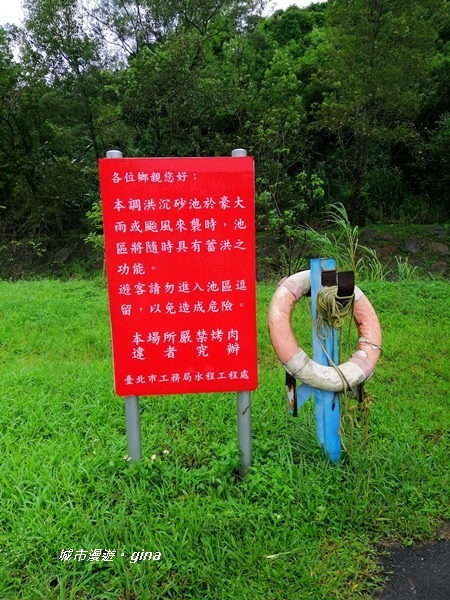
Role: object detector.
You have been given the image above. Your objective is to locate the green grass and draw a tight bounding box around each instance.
[0,278,449,599]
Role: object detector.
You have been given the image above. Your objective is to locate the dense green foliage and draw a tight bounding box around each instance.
[0,278,449,598]
[1,0,450,251]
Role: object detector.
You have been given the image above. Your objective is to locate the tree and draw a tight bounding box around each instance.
[0,26,24,234]
[88,0,264,57]
[1,0,121,237]
[317,0,440,225]
[23,0,104,159]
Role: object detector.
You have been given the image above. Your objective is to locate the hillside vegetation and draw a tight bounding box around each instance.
[1,0,450,262]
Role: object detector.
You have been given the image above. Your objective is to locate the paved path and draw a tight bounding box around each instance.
[376,529,450,599]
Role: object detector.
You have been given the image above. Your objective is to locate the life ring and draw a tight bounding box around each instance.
[268,270,381,392]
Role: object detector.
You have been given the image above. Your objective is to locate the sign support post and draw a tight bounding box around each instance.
[106,150,143,462]
[232,149,252,478]
[237,390,251,478]
[124,395,142,462]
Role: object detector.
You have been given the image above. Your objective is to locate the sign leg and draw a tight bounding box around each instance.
[237,391,252,478]
[232,148,253,479]
[124,395,142,462]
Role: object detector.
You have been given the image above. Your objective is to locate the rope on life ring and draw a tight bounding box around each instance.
[267,270,381,392]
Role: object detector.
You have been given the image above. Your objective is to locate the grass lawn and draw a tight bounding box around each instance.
[0,277,449,599]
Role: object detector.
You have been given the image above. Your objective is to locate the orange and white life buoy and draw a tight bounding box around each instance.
[268,270,381,392]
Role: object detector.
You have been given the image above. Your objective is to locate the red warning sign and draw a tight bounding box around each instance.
[98,157,258,396]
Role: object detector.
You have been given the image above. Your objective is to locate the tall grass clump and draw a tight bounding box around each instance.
[261,202,386,281]
[304,203,385,281]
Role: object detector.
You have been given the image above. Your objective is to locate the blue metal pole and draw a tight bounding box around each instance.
[310,258,341,462]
